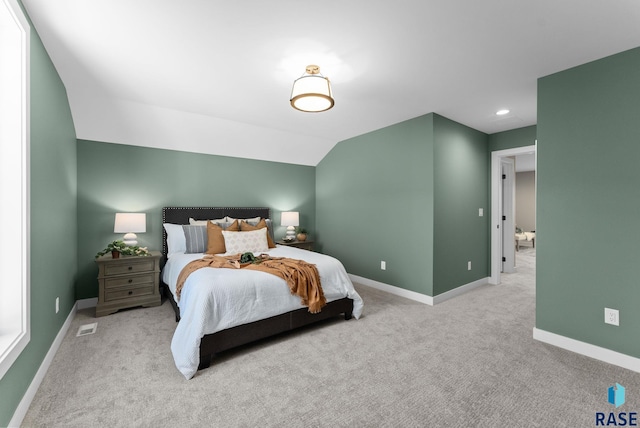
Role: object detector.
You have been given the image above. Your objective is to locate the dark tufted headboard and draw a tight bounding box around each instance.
[161,206,272,257]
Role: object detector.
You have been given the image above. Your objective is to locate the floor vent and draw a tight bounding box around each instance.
[76,323,97,337]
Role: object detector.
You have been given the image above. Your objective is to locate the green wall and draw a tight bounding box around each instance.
[316,114,435,295]
[316,113,489,297]
[488,125,536,152]
[76,140,316,299]
[433,115,489,295]
[537,47,640,357]
[0,7,77,426]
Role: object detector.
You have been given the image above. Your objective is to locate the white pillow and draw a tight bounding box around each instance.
[189,217,227,225]
[222,228,268,255]
[163,223,187,257]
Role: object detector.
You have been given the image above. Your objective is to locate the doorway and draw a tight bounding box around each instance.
[490,144,536,285]
[501,157,516,274]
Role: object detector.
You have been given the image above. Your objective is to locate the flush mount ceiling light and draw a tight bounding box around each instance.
[290,65,334,112]
[496,109,510,116]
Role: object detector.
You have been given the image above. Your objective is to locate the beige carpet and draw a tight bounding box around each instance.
[21,248,640,427]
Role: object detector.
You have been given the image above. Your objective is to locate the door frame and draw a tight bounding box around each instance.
[490,144,536,285]
[501,157,516,274]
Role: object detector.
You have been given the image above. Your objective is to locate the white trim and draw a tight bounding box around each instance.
[77,297,98,310]
[490,144,536,285]
[349,274,434,305]
[349,274,489,306]
[432,277,489,305]
[533,327,640,373]
[0,0,31,382]
[8,303,77,428]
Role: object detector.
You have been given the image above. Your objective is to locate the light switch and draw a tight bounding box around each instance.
[479,208,483,217]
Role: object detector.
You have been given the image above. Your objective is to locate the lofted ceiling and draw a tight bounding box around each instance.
[22,0,640,166]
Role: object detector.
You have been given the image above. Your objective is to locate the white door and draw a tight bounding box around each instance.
[501,158,516,273]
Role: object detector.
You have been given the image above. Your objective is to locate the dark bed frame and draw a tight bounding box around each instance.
[161,207,354,370]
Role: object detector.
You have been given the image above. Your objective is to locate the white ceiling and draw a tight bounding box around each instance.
[22,0,640,166]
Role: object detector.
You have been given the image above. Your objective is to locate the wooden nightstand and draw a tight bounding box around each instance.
[277,240,314,251]
[95,251,162,317]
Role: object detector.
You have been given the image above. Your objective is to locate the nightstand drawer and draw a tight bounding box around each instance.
[104,273,155,289]
[105,284,154,301]
[104,259,156,276]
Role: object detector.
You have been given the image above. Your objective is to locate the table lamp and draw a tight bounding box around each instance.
[280,211,299,241]
[114,213,146,245]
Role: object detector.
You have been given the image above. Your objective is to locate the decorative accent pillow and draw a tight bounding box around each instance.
[189,217,227,226]
[222,228,269,254]
[163,223,187,257]
[240,219,276,248]
[206,219,240,254]
[214,221,235,229]
[182,225,208,253]
[227,216,260,226]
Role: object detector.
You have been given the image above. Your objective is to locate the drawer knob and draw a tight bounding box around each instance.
[128,279,133,283]
[128,290,133,295]
[128,266,133,270]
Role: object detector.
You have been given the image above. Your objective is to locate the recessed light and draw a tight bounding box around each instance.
[496,109,510,116]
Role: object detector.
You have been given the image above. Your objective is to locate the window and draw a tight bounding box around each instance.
[0,0,30,380]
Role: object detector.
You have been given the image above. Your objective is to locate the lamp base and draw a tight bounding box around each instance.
[123,233,138,246]
[285,226,296,241]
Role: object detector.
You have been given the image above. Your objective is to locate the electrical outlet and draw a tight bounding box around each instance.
[604,308,619,326]
[381,261,386,270]
[467,261,472,271]
[55,297,59,314]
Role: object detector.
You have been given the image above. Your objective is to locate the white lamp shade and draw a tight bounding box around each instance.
[280,211,299,227]
[114,213,146,233]
[114,213,146,246]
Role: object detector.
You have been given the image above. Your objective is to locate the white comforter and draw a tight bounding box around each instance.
[162,246,363,379]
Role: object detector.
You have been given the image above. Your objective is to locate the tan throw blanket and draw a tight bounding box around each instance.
[175,254,326,313]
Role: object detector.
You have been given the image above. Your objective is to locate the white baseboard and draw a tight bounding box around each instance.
[533,327,640,373]
[9,302,78,428]
[349,274,434,305]
[432,277,489,304]
[349,274,489,306]
[77,297,97,310]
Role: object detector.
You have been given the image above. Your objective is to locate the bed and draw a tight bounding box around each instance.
[515,230,535,251]
[161,207,363,379]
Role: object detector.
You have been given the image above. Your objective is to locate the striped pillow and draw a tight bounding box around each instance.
[182,225,207,253]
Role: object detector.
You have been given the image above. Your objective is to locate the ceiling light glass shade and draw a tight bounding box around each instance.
[290,65,334,112]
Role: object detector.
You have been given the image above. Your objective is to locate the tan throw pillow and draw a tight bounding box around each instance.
[240,219,276,248]
[206,219,239,254]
